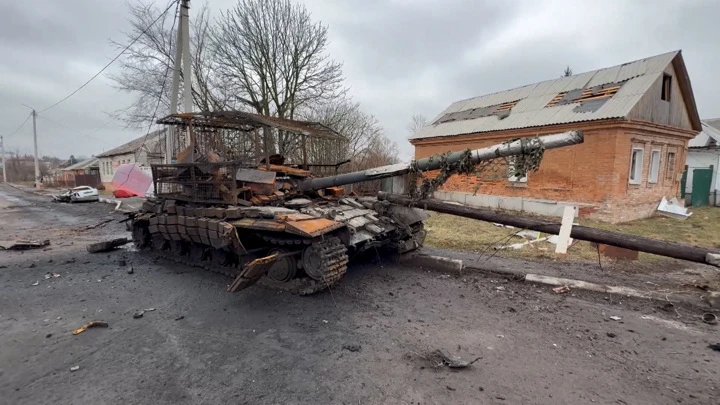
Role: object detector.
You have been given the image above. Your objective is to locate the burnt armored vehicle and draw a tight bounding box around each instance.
[129,111,583,294]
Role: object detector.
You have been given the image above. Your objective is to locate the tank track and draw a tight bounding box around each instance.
[136,226,348,295]
[259,235,348,295]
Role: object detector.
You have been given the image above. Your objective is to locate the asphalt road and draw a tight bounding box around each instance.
[1,184,718,405]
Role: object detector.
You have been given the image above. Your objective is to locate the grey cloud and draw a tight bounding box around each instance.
[1,0,717,162]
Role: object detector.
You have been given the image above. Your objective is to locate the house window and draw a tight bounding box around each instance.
[629,148,644,184]
[649,149,661,183]
[661,74,672,101]
[507,157,528,184]
[666,152,676,181]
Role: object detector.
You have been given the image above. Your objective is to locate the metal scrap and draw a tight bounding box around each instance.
[72,321,109,335]
[429,349,481,369]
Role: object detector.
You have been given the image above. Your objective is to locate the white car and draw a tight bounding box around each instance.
[69,186,99,202]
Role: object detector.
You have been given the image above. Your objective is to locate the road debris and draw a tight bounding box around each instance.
[429,349,481,369]
[44,273,61,279]
[342,344,362,352]
[31,281,39,286]
[607,332,617,338]
[81,219,113,231]
[656,197,692,220]
[133,310,145,319]
[144,308,156,312]
[72,321,109,335]
[609,316,622,321]
[127,267,134,275]
[708,343,720,352]
[86,238,129,253]
[553,285,570,294]
[174,315,185,321]
[0,239,50,251]
[701,313,718,325]
[70,366,80,372]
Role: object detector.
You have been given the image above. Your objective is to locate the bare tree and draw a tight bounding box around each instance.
[562,66,573,77]
[407,114,428,136]
[211,0,346,120]
[109,1,227,126]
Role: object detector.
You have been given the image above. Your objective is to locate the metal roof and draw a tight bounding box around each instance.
[412,51,682,140]
[689,121,720,148]
[156,111,347,141]
[96,129,167,158]
[61,157,99,171]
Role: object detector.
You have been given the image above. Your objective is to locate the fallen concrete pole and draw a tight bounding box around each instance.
[378,192,720,266]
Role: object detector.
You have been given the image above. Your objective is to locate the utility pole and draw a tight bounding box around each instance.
[166,0,192,164]
[32,109,41,188]
[0,135,7,183]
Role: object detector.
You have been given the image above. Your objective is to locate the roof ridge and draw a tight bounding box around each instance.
[449,50,680,107]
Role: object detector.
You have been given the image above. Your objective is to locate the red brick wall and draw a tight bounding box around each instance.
[411,121,692,222]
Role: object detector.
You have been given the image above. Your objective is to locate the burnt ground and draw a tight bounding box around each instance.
[1,184,719,405]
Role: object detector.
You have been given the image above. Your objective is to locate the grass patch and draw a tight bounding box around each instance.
[424,206,720,262]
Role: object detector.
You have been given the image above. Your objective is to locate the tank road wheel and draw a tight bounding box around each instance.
[170,241,187,256]
[132,222,150,250]
[151,234,167,251]
[266,248,297,283]
[189,243,205,262]
[211,249,234,267]
[300,237,349,294]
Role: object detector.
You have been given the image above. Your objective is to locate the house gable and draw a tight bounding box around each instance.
[627,54,699,131]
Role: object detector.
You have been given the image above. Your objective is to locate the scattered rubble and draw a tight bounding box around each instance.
[428,349,481,369]
[342,344,362,352]
[609,316,622,321]
[552,285,570,294]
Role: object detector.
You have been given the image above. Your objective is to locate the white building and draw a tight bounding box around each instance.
[97,129,166,190]
[685,119,720,206]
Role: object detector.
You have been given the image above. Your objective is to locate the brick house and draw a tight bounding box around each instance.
[410,51,701,223]
[97,129,166,191]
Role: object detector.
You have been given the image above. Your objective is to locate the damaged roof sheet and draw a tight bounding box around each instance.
[412,51,679,140]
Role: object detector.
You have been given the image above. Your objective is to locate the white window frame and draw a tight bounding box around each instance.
[648,149,661,184]
[629,147,644,185]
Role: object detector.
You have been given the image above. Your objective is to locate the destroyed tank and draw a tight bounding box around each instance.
[128,112,583,295]
[129,159,430,295]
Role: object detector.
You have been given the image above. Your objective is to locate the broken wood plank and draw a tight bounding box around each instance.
[87,238,129,253]
[0,239,50,250]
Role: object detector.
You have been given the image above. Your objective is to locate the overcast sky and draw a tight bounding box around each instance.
[0,0,717,161]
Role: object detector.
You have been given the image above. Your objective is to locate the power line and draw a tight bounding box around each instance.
[39,0,179,113]
[6,113,32,137]
[116,0,180,190]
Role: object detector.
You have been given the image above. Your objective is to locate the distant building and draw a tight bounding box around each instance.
[49,157,100,188]
[684,119,720,206]
[411,51,701,223]
[97,129,166,190]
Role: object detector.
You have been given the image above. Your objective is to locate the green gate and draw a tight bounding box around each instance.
[691,166,713,207]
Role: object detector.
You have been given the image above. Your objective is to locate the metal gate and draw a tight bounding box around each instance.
[691,167,713,207]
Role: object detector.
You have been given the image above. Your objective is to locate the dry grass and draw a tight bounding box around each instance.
[424,206,720,263]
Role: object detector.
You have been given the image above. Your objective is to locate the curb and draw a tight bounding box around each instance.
[408,253,716,309]
[395,253,463,274]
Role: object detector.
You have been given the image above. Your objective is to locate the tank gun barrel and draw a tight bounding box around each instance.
[298,130,583,191]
